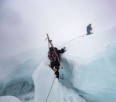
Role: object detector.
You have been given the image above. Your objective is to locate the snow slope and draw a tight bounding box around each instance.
[32,62,86,102]
[32,45,116,102]
[62,31,116,102]
[0,96,21,102]
[63,44,116,102]
[0,29,116,102]
[32,30,116,102]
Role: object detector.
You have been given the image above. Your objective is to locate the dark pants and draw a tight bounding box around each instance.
[87,29,92,35]
[50,61,60,79]
[55,70,59,79]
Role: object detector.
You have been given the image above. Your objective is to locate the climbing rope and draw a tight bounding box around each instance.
[44,33,87,102]
[59,34,86,48]
[45,75,56,102]
[45,34,63,102]
[44,33,90,102]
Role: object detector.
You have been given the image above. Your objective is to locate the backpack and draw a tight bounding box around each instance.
[48,48,57,61]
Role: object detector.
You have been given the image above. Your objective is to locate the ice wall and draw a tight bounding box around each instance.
[62,31,116,102]
[0,49,43,96]
[32,61,86,102]
[66,44,116,102]
[32,61,60,102]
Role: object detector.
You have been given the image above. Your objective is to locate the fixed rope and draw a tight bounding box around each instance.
[44,33,87,102]
[45,75,56,102]
[44,33,90,102]
[59,34,86,48]
[44,34,63,102]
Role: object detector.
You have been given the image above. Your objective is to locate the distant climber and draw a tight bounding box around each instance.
[48,47,66,79]
[86,24,93,35]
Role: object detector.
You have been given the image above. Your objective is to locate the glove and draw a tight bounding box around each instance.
[62,47,66,52]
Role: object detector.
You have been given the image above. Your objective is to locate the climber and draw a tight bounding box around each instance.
[86,24,93,35]
[48,47,66,79]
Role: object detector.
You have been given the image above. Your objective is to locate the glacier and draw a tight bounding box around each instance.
[0,48,46,96]
[0,96,21,102]
[32,31,116,102]
[0,30,116,102]
[32,45,116,102]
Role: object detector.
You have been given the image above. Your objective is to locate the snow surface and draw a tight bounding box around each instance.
[0,96,21,102]
[32,31,116,102]
[19,91,34,102]
[0,29,116,102]
[63,44,116,102]
[32,62,86,102]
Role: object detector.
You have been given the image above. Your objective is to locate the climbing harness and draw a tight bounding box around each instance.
[53,66,57,72]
